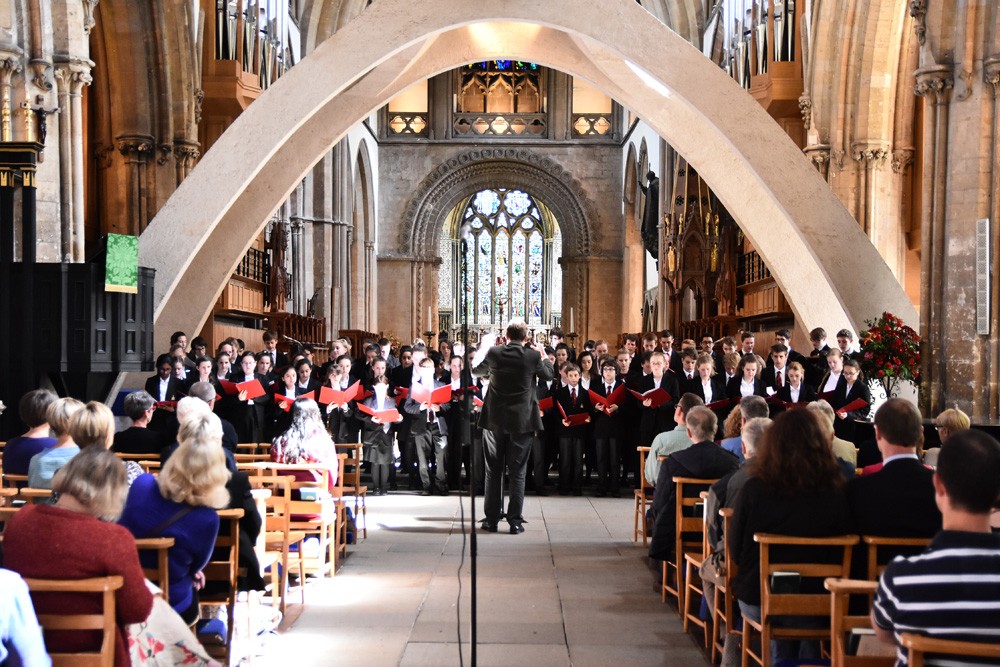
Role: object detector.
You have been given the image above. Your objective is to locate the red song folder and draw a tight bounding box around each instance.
[155,401,177,410]
[236,379,266,400]
[297,390,316,402]
[356,403,401,423]
[410,384,453,405]
[272,394,294,412]
[537,396,554,412]
[319,380,360,405]
[839,398,869,413]
[393,387,408,406]
[628,387,673,409]
[704,397,737,411]
[218,379,239,396]
[557,400,591,427]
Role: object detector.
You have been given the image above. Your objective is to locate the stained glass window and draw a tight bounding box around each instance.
[455,188,551,326]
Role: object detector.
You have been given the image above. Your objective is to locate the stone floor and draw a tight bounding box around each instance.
[255,492,710,667]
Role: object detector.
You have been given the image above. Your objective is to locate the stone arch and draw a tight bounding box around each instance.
[140,0,916,352]
[400,148,597,260]
[621,142,644,332]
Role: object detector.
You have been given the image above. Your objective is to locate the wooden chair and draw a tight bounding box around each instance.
[235,452,272,463]
[662,476,718,607]
[634,446,653,545]
[0,505,20,536]
[2,472,28,490]
[862,535,931,580]
[711,508,738,664]
[741,533,859,667]
[899,632,1000,667]
[681,490,712,648]
[24,575,124,667]
[199,508,243,666]
[0,486,16,506]
[138,460,161,474]
[134,537,175,603]
[19,487,54,504]
[249,475,306,613]
[335,442,367,540]
[824,578,894,667]
[114,452,158,463]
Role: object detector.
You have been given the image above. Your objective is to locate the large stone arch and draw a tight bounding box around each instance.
[399,148,598,260]
[351,138,377,330]
[140,0,917,352]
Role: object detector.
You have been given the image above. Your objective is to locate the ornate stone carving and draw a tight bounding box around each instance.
[914,67,954,101]
[82,0,100,35]
[908,0,926,46]
[798,93,812,129]
[398,147,598,260]
[156,143,173,165]
[955,69,974,102]
[984,57,1000,95]
[116,134,154,158]
[94,143,114,169]
[891,148,915,174]
[852,144,890,167]
[28,59,52,91]
[803,144,831,173]
[194,88,204,124]
[174,141,201,163]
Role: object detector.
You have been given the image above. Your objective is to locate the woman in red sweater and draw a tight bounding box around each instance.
[4,447,153,667]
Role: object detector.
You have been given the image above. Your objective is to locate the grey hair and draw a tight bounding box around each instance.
[124,390,156,421]
[741,417,771,454]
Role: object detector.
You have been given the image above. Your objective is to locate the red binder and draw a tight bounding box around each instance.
[272,394,294,413]
[218,379,239,396]
[839,398,869,414]
[557,400,591,427]
[628,387,673,409]
[410,384,453,405]
[538,396,554,412]
[356,403,400,423]
[156,401,177,410]
[319,380,360,405]
[236,379,265,400]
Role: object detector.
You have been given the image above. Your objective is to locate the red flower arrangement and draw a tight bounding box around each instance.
[859,311,921,398]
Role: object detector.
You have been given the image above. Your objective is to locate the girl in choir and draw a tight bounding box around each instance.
[817,348,846,396]
[726,354,767,399]
[255,352,275,387]
[577,351,598,391]
[575,350,597,482]
[268,365,298,439]
[360,375,403,495]
[776,361,817,405]
[832,357,871,443]
[694,353,726,405]
[229,351,267,444]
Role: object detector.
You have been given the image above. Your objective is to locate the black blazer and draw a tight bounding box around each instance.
[688,376,727,405]
[472,342,554,434]
[775,382,818,404]
[633,373,679,445]
[760,366,789,393]
[832,379,872,442]
[847,457,941,538]
[590,380,624,440]
[112,427,165,456]
[404,380,451,436]
[725,376,767,400]
[555,384,591,438]
[144,375,182,402]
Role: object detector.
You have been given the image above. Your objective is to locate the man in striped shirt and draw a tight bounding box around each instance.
[872,428,1000,666]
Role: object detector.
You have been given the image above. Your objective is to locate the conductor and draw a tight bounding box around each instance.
[472,318,555,534]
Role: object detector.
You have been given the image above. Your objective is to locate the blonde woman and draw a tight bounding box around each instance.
[119,411,230,624]
[923,407,971,467]
[26,397,84,488]
[6,448,154,666]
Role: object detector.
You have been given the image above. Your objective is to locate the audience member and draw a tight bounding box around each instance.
[112,390,164,456]
[2,388,57,476]
[720,396,768,461]
[270,398,339,487]
[28,399,102,489]
[645,393,704,486]
[922,407,970,467]
[873,429,1000,661]
[0,568,50,667]
[807,399,859,468]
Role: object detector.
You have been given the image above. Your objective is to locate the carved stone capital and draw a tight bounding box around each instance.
[194,88,204,124]
[914,66,954,101]
[173,140,201,163]
[94,143,114,169]
[851,143,890,166]
[156,143,173,165]
[27,59,52,91]
[908,0,926,46]
[54,63,92,96]
[891,148,915,174]
[804,144,830,165]
[82,0,100,35]
[115,134,154,159]
[0,56,21,85]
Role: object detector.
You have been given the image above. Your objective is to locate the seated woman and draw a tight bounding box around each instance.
[2,389,57,476]
[923,407,971,467]
[26,397,85,489]
[0,568,49,667]
[4,448,154,667]
[270,398,339,489]
[119,411,230,625]
[729,409,855,663]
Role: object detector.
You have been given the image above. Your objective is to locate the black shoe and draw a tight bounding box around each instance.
[480,521,498,533]
[572,490,582,496]
[509,523,525,534]
[420,489,431,496]
[536,488,549,496]
[595,489,606,498]
[435,487,449,496]
[610,490,621,498]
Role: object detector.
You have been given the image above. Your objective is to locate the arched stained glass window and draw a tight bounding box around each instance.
[460,188,548,325]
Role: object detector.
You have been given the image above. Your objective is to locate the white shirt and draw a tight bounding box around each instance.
[790,384,800,402]
[158,377,170,402]
[823,371,842,393]
[701,380,713,404]
[580,377,591,391]
[740,378,755,397]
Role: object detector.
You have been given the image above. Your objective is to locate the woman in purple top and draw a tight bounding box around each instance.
[3,389,58,476]
[120,411,230,623]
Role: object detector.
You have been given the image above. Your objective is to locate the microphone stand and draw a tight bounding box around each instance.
[460,228,477,666]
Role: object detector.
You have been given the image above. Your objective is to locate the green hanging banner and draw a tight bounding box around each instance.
[105,233,139,294]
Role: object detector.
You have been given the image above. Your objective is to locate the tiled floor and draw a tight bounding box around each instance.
[255,493,709,666]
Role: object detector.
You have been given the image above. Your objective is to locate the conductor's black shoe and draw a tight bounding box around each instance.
[480,521,498,533]
[509,523,525,535]
[420,489,431,496]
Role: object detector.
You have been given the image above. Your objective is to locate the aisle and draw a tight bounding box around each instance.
[256,493,708,667]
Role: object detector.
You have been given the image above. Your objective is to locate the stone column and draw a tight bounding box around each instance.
[173,140,200,183]
[986,56,1000,415]
[914,66,953,415]
[115,134,154,236]
[0,57,21,142]
[55,62,92,261]
[330,139,353,332]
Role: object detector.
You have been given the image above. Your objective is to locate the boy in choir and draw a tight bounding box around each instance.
[771,327,808,367]
[807,326,832,387]
[739,331,755,357]
[359,374,404,496]
[658,330,683,374]
[549,327,565,349]
[615,349,631,377]
[189,336,208,363]
[556,363,591,496]
[622,333,639,359]
[593,339,610,357]
[443,355,474,490]
[379,337,400,370]
[404,357,451,495]
[721,352,740,385]
[836,328,862,361]
[720,336,738,357]
[614,346,641,488]
[636,351,679,447]
[677,349,700,395]
[760,344,789,395]
[261,330,288,369]
[591,361,624,497]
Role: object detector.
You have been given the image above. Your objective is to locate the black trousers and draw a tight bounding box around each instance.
[415,423,447,491]
[558,436,584,494]
[595,437,620,493]
[483,429,531,526]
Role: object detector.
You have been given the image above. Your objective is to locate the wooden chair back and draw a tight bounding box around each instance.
[114,452,158,463]
[24,575,124,667]
[134,537,175,602]
[198,508,243,665]
[335,442,367,540]
[824,578,894,667]
[862,535,932,580]
[633,446,653,544]
[138,460,161,474]
[235,452,272,463]
[900,632,1000,667]
[2,472,28,489]
[743,533,859,667]
[662,477,718,604]
[0,486,16,506]
[711,507,737,663]
[19,487,55,504]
